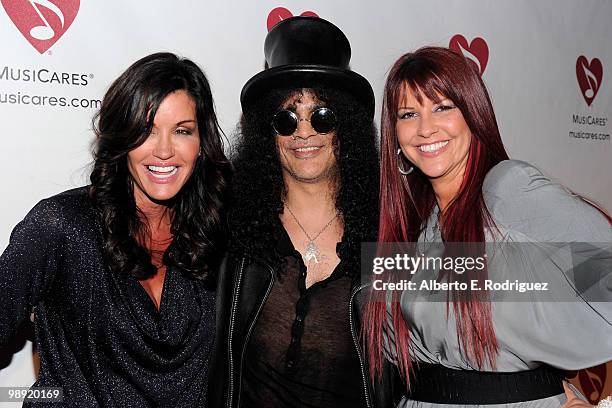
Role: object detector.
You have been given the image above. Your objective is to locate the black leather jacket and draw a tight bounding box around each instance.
[208,253,400,408]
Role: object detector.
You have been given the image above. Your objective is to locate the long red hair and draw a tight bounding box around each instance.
[363,47,510,385]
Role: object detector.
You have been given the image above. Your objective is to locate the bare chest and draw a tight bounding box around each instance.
[283,222,342,288]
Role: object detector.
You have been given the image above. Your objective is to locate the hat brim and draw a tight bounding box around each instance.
[240,65,375,117]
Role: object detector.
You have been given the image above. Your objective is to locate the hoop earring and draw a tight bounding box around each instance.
[397,148,414,175]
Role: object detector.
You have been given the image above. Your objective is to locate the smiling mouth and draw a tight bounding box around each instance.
[419,141,449,153]
[146,165,178,178]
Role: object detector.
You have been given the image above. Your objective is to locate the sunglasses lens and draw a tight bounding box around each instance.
[271,110,298,136]
[311,108,337,134]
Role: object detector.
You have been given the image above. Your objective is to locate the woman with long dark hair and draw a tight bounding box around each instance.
[0,52,230,406]
[364,47,611,407]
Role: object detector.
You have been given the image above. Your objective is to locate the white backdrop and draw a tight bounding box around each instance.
[1,0,611,399]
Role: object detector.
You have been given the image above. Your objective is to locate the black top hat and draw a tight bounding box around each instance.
[240,16,375,117]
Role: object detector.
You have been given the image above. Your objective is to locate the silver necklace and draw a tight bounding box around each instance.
[284,204,338,264]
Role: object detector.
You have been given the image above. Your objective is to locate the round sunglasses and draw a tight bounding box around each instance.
[271,107,337,136]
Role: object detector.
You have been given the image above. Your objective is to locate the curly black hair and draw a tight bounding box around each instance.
[90,52,231,281]
[230,87,379,274]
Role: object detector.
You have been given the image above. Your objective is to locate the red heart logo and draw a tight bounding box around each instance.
[449,35,489,75]
[577,364,607,404]
[2,0,80,54]
[267,7,318,32]
[576,56,603,107]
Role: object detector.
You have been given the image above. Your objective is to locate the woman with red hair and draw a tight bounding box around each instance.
[364,47,611,407]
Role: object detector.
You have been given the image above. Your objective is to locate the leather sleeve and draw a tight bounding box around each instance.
[207,253,234,408]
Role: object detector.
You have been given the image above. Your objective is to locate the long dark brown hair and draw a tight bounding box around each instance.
[363,47,510,384]
[90,52,231,281]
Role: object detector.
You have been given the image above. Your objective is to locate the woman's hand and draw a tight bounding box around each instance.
[561,382,594,408]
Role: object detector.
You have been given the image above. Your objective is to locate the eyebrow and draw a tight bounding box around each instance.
[397,98,451,111]
[152,119,197,129]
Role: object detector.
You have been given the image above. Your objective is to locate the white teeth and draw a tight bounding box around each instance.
[147,165,176,173]
[295,146,320,152]
[147,165,177,178]
[419,141,449,152]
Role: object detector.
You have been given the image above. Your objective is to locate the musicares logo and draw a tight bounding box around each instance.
[2,0,80,54]
[576,56,603,107]
[449,34,489,76]
[567,365,608,405]
[267,7,318,32]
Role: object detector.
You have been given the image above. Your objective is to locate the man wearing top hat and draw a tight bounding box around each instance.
[208,16,395,408]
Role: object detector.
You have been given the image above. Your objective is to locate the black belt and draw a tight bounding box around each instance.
[408,363,565,404]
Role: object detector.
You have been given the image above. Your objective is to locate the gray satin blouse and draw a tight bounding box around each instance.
[387,160,612,408]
